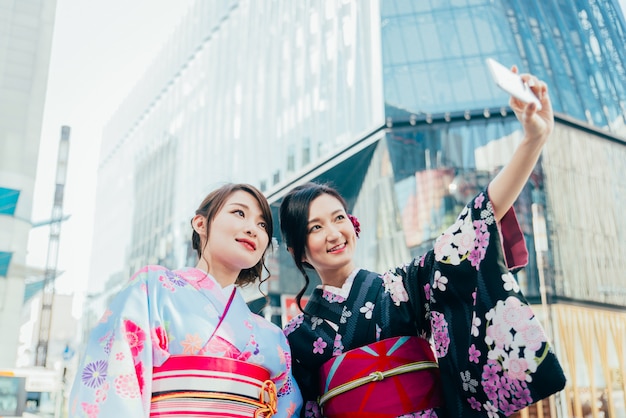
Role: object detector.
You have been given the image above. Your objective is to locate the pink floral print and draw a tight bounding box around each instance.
[381,270,409,306]
[473,193,485,209]
[332,334,344,356]
[430,311,450,357]
[123,320,146,357]
[321,289,346,303]
[114,373,140,399]
[468,344,481,363]
[94,382,109,403]
[471,295,551,413]
[81,402,100,418]
[313,337,327,354]
[283,314,304,337]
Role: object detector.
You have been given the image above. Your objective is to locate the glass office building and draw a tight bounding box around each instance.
[89,0,626,416]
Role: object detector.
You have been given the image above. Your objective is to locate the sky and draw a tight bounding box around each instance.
[26,0,626,300]
[27,0,195,298]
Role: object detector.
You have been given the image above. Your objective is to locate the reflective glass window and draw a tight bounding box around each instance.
[379,0,626,135]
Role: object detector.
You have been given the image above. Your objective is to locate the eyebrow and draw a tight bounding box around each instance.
[226,202,250,210]
[307,209,344,225]
[227,202,267,221]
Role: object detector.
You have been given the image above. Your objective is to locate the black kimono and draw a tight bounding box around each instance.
[284,190,566,417]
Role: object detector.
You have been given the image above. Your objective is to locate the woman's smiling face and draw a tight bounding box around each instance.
[202,190,269,281]
[303,193,356,280]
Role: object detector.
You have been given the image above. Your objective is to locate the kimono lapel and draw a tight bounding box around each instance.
[337,270,383,349]
[201,287,236,349]
[175,269,252,355]
[208,289,254,351]
[305,269,383,350]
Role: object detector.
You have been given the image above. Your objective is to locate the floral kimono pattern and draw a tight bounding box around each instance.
[284,189,566,417]
[70,266,302,417]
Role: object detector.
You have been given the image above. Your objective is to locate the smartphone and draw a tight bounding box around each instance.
[485,58,542,110]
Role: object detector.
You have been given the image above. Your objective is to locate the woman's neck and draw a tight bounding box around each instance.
[195,259,237,288]
[318,264,357,288]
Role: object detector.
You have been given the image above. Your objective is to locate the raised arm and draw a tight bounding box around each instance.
[488,67,554,222]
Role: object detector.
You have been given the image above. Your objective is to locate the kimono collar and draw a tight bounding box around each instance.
[182,267,236,296]
[317,268,360,299]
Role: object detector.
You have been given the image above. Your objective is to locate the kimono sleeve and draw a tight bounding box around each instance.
[273,331,303,417]
[69,266,157,418]
[422,189,566,416]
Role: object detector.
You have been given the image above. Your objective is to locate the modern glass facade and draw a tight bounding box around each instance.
[380,0,626,134]
[89,0,384,307]
[87,0,626,416]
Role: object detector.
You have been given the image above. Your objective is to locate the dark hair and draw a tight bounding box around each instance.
[279,182,348,313]
[192,183,274,287]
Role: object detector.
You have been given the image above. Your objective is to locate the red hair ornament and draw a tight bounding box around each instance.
[348,214,361,238]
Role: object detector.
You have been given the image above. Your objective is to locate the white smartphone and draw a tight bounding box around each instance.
[485,58,542,110]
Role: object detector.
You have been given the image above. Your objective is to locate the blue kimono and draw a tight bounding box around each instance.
[70,265,302,417]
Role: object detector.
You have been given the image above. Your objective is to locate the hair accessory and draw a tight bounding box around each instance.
[348,214,361,238]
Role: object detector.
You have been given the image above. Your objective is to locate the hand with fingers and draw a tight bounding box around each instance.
[509,66,554,145]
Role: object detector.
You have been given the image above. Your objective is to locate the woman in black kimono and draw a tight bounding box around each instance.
[279,70,566,417]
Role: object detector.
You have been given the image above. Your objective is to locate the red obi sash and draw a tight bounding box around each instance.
[318,336,442,417]
[150,355,277,417]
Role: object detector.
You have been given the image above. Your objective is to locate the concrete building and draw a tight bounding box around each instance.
[0,0,58,368]
[86,1,626,416]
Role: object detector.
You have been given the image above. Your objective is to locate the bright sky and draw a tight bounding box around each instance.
[27,0,195,296]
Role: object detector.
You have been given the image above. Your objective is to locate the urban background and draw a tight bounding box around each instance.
[1,0,625,417]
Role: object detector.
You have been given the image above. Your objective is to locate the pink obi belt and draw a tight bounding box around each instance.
[318,336,442,417]
[150,355,277,417]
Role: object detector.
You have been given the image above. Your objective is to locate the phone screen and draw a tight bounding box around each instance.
[486,58,542,111]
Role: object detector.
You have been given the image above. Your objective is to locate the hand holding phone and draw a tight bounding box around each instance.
[486,58,542,111]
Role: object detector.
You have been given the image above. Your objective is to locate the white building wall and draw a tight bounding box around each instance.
[0,0,58,367]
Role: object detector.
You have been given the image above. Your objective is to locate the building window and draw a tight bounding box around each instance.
[287,144,295,172]
[273,171,281,185]
[302,137,311,165]
[0,188,20,215]
[0,252,12,277]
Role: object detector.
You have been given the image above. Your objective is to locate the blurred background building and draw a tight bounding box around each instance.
[5,0,621,417]
[0,1,71,416]
[0,0,59,368]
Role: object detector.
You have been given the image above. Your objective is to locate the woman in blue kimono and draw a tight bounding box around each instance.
[70,183,302,417]
[279,71,566,417]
